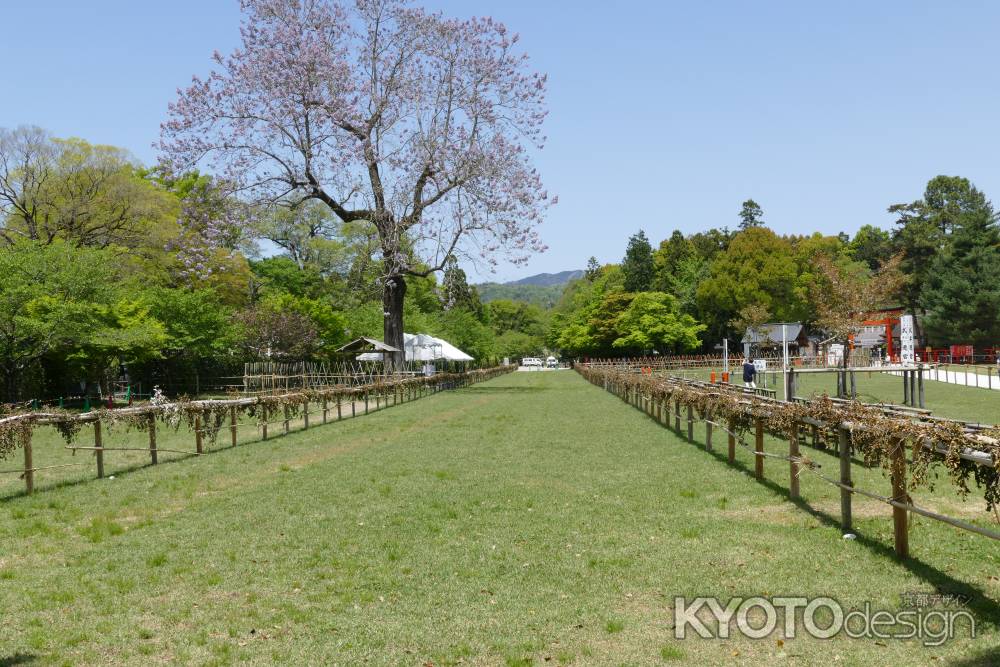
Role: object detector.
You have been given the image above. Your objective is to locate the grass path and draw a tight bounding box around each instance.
[1,371,997,665]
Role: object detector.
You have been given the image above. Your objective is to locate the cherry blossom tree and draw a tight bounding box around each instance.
[159,0,553,368]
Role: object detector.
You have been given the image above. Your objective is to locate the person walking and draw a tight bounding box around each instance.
[743,357,757,389]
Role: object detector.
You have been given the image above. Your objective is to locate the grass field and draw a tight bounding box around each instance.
[672,366,1000,425]
[1,371,998,665]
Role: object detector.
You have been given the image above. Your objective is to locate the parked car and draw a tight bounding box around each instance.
[546,356,559,368]
[521,357,543,367]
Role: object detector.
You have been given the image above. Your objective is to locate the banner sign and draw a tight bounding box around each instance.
[900,315,915,366]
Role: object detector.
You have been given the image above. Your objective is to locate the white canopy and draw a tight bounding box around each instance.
[357,333,473,362]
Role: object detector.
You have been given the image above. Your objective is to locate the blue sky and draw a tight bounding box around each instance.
[3,1,1000,281]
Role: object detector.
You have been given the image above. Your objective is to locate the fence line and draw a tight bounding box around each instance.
[0,366,513,496]
[576,364,999,560]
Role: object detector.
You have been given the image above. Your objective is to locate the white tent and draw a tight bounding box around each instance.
[357,333,473,362]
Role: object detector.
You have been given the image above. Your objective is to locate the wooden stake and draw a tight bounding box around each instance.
[94,421,105,478]
[788,422,799,499]
[705,412,713,451]
[22,428,33,494]
[754,418,764,480]
[195,414,203,454]
[727,418,736,464]
[674,401,681,431]
[303,399,310,429]
[322,397,328,424]
[148,413,158,464]
[891,440,909,558]
[686,405,694,441]
[283,404,290,434]
[839,426,852,532]
[230,406,237,448]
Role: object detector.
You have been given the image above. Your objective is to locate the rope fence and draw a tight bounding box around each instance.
[0,366,513,495]
[577,363,1000,560]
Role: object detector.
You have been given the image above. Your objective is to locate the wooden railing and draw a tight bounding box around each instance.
[0,366,514,496]
[576,364,999,560]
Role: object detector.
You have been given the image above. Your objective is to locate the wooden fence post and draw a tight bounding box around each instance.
[839,426,852,532]
[262,413,269,440]
[322,397,328,424]
[303,398,310,429]
[22,428,33,494]
[94,421,105,478]
[230,407,237,448]
[195,413,204,454]
[917,368,925,408]
[788,422,799,499]
[337,397,342,420]
[365,392,369,414]
[727,418,736,464]
[754,418,764,480]
[148,413,158,464]
[705,413,713,452]
[686,405,694,441]
[283,404,290,434]
[891,440,909,558]
[674,401,681,431]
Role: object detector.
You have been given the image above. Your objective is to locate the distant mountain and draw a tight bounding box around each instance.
[507,270,583,287]
[476,270,582,307]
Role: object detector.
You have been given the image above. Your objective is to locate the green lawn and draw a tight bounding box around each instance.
[1,371,998,665]
[671,366,1000,425]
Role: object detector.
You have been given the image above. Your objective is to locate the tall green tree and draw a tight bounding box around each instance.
[621,230,654,292]
[849,224,894,271]
[738,199,764,231]
[611,292,705,354]
[890,175,992,328]
[0,240,166,400]
[922,207,1000,346]
[696,227,803,342]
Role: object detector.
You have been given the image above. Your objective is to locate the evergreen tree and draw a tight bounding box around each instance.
[922,207,1000,346]
[584,256,602,281]
[738,199,764,230]
[621,230,654,292]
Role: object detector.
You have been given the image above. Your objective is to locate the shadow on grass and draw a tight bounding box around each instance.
[946,646,1000,666]
[623,394,1000,630]
[0,653,38,666]
[0,425,300,502]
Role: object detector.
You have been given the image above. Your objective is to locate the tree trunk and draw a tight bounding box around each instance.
[383,274,407,373]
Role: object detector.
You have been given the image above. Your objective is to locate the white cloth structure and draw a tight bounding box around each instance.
[356,333,473,362]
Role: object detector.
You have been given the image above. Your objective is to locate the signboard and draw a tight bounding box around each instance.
[827,343,844,366]
[900,314,915,366]
[753,359,767,373]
